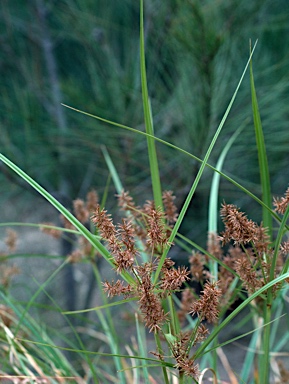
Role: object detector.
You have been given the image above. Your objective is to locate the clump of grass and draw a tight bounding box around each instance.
[1,1,289,383]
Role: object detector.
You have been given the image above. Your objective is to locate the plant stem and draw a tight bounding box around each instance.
[260,305,271,384]
[155,332,170,384]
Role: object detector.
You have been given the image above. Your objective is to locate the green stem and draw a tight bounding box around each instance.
[260,304,271,384]
[260,202,289,383]
[92,262,127,383]
[154,332,169,384]
[140,0,163,210]
[168,295,180,335]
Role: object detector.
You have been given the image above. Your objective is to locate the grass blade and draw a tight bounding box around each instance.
[140,0,163,210]
[194,271,289,360]
[101,145,123,194]
[250,47,272,236]
[0,153,135,286]
[154,41,258,283]
[62,103,284,228]
[135,313,150,384]
[208,125,244,279]
[208,125,244,234]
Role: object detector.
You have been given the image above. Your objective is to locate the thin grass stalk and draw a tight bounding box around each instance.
[250,53,285,381]
[100,173,111,209]
[153,41,258,284]
[91,262,127,383]
[168,294,180,336]
[250,47,272,239]
[61,104,284,227]
[135,313,150,384]
[240,325,261,382]
[154,332,170,384]
[0,294,82,380]
[101,145,123,193]
[262,203,289,383]
[140,0,163,211]
[208,125,244,281]
[275,204,289,277]
[14,259,68,336]
[32,283,99,382]
[193,271,289,360]
[0,153,135,286]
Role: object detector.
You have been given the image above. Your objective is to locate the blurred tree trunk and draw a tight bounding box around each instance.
[35,0,75,313]
[35,0,69,196]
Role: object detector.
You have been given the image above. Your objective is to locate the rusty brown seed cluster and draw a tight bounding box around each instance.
[92,191,191,333]
[35,186,289,379]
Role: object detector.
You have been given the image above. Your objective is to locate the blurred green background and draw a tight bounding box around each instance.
[1,0,289,245]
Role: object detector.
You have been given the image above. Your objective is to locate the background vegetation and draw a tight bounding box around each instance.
[1,0,289,237]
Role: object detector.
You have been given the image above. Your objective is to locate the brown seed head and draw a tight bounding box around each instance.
[5,229,17,252]
[40,223,62,239]
[86,190,99,212]
[220,203,259,245]
[73,198,89,223]
[273,187,289,215]
[162,190,178,223]
[190,281,221,323]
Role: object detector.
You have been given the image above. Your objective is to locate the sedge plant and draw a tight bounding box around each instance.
[1,1,289,383]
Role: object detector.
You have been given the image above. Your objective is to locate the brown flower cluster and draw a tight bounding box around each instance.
[5,229,17,253]
[146,206,168,252]
[59,190,99,230]
[136,264,168,332]
[0,229,20,288]
[162,190,178,223]
[190,281,222,323]
[118,190,178,253]
[189,252,207,282]
[92,206,137,273]
[218,202,287,297]
[273,186,289,214]
[160,265,189,295]
[102,279,133,298]
[220,203,259,245]
[0,262,20,288]
[172,331,200,378]
[0,304,14,327]
[100,257,189,333]
[40,190,99,262]
[40,223,62,239]
[186,199,288,306]
[91,191,192,333]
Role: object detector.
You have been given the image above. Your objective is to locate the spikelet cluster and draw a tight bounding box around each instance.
[40,190,100,262]
[185,192,289,314]
[91,190,191,334]
[91,190,222,379]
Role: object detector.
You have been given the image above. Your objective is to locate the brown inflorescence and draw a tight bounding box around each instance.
[160,265,190,296]
[73,198,89,224]
[102,280,133,298]
[162,190,178,224]
[190,281,222,323]
[146,205,169,253]
[189,252,206,282]
[234,256,263,294]
[40,223,62,239]
[170,331,200,378]
[86,190,99,213]
[220,203,259,245]
[136,264,168,332]
[5,229,17,253]
[273,187,289,215]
